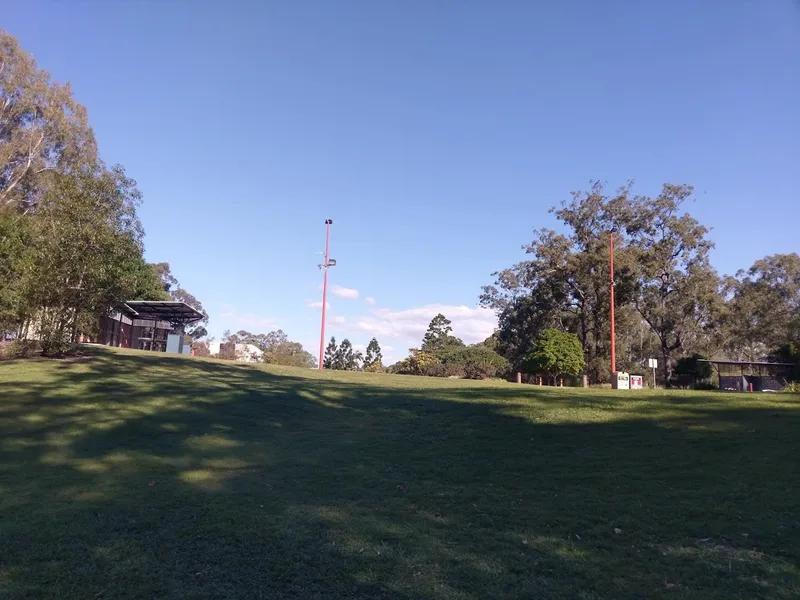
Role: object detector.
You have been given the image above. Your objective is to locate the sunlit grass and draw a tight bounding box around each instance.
[0,346,798,599]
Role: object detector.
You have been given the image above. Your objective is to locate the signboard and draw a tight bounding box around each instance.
[647,358,658,388]
[612,371,630,390]
[630,375,644,390]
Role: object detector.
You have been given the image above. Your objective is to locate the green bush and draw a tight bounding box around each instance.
[8,339,41,358]
[674,354,713,389]
[784,382,800,394]
[437,345,509,380]
[39,331,71,356]
[392,346,508,380]
[694,381,718,391]
[391,350,442,376]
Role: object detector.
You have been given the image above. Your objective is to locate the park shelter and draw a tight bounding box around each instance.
[94,301,204,353]
[700,359,793,392]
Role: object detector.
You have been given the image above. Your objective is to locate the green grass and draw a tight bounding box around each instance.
[1,347,798,599]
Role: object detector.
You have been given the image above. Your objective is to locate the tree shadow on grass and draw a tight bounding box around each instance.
[1,348,799,599]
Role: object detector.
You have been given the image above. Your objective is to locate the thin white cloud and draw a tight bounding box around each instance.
[364,296,376,305]
[307,301,331,310]
[333,315,346,324]
[219,308,278,329]
[332,285,359,299]
[352,304,496,346]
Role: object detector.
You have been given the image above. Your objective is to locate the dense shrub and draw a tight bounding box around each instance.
[392,350,442,376]
[437,345,509,379]
[694,381,718,391]
[391,346,508,380]
[674,354,713,389]
[5,339,41,358]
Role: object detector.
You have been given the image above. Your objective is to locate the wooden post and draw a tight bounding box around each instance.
[516,372,522,384]
[582,374,588,388]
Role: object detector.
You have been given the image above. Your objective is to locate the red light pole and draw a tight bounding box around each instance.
[318,219,334,369]
[609,231,617,375]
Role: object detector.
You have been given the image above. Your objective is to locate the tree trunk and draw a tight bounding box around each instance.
[579,308,591,380]
[661,344,670,385]
[70,309,79,343]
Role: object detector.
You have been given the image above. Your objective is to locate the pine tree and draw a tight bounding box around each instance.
[323,336,338,369]
[363,337,383,369]
[336,339,360,370]
[421,314,464,352]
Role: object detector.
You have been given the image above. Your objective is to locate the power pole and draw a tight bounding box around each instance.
[318,219,334,369]
[610,231,616,375]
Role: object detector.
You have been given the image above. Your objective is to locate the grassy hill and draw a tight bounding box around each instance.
[1,347,798,599]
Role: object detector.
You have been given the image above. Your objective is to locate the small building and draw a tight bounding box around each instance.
[94,301,205,353]
[207,341,263,362]
[701,359,794,392]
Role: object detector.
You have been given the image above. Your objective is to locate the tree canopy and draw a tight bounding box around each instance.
[421,313,464,352]
[521,329,585,384]
[480,181,770,385]
[1,30,97,213]
[0,31,206,353]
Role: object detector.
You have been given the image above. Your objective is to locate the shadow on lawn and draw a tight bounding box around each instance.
[1,349,799,599]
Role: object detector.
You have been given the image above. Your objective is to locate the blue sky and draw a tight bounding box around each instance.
[5,1,799,363]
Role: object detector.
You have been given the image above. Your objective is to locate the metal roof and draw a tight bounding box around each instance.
[120,301,205,324]
[698,359,794,367]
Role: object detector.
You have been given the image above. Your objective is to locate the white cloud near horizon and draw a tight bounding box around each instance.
[333,315,346,323]
[364,296,376,305]
[307,300,331,310]
[332,285,359,299]
[351,304,497,346]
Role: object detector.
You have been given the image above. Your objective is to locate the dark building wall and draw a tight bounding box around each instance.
[95,316,134,348]
[95,312,183,352]
[719,374,787,392]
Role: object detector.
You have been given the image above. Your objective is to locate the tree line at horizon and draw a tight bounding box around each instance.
[387,314,509,379]
[1,28,797,383]
[324,336,384,371]
[194,329,318,368]
[0,31,207,354]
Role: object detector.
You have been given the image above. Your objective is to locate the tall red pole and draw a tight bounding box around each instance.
[319,219,332,369]
[610,232,617,375]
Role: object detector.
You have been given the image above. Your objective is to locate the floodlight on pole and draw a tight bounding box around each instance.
[318,219,335,370]
[610,231,617,375]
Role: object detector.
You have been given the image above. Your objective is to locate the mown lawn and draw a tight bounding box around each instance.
[0,347,798,599]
